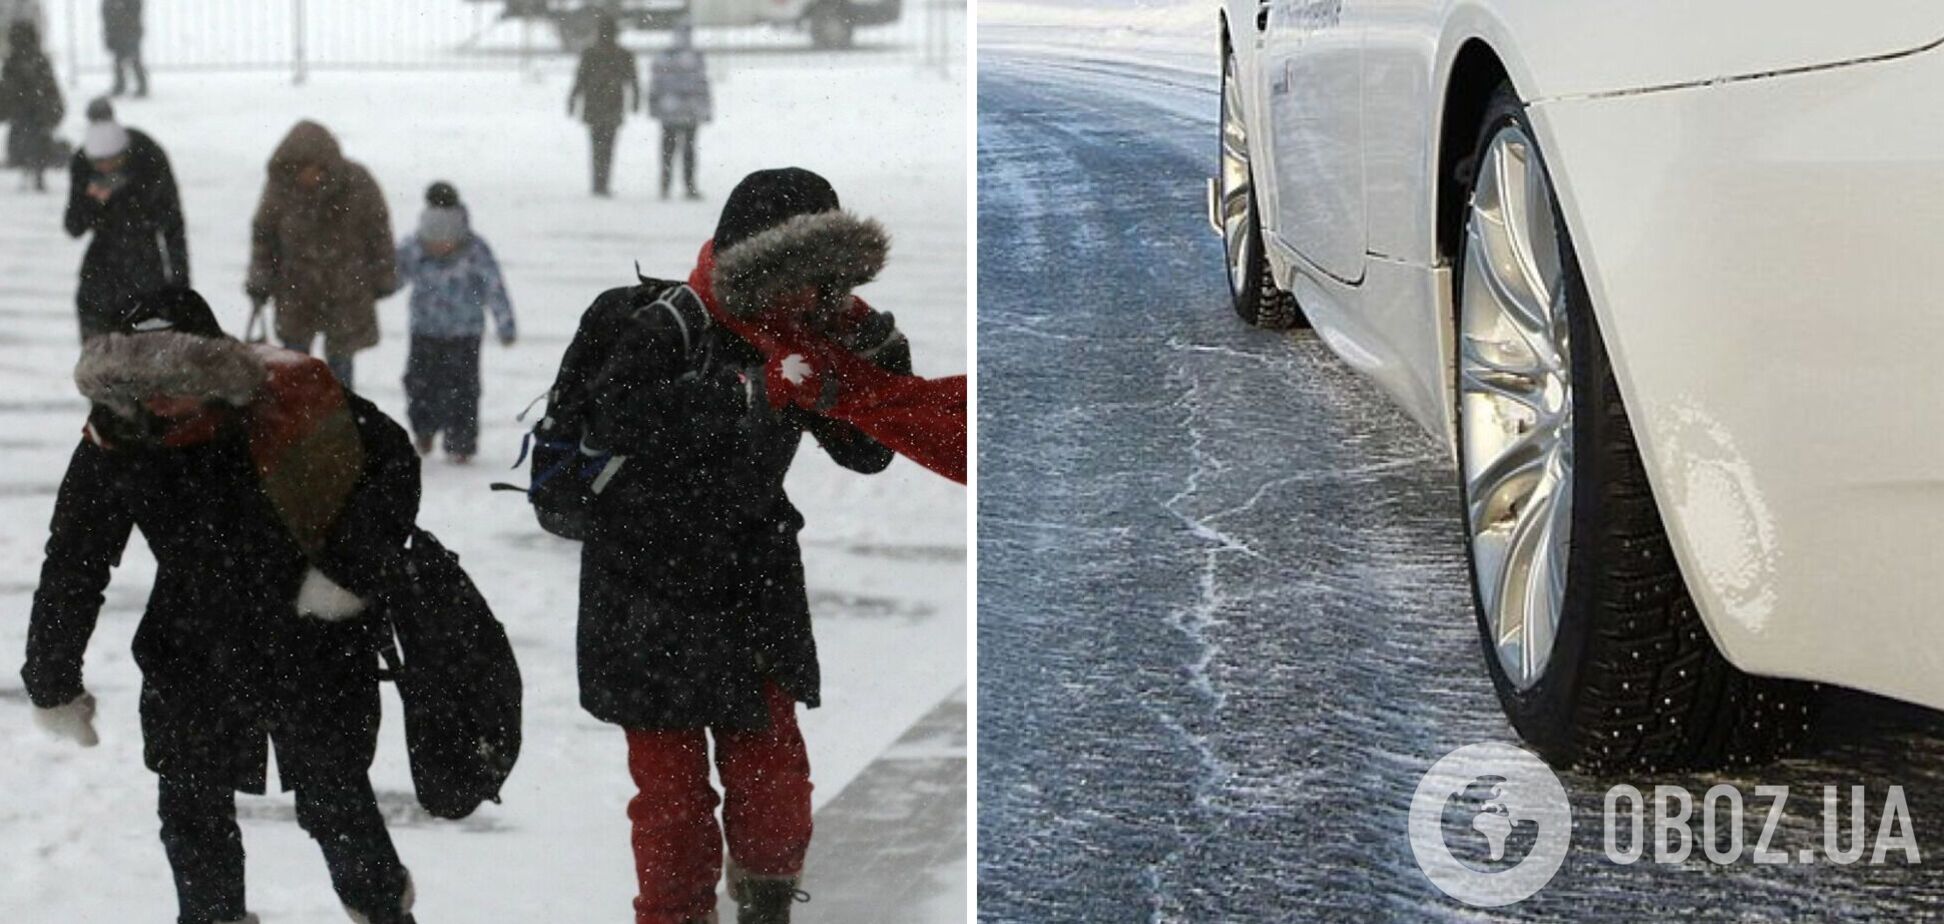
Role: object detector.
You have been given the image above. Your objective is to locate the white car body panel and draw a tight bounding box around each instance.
[1257,2,1367,281]
[1225,0,1944,709]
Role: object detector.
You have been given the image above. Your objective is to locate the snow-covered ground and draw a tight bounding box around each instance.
[980,0,1213,74]
[0,54,965,923]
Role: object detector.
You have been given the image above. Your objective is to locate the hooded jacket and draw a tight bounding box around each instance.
[570,217,909,731]
[25,329,419,792]
[247,121,396,353]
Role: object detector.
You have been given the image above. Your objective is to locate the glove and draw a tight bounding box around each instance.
[34,692,99,748]
[763,345,840,412]
[246,285,271,308]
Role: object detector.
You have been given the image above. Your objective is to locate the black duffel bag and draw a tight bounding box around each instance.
[375,528,523,819]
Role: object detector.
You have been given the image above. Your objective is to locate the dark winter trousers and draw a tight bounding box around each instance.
[625,682,813,924]
[112,47,148,96]
[283,336,356,391]
[659,124,698,196]
[590,122,620,194]
[404,335,483,456]
[157,774,411,924]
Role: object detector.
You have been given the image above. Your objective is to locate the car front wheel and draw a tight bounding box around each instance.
[1455,84,1814,771]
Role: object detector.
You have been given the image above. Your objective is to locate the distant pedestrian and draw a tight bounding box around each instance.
[0,19,61,192]
[102,0,145,98]
[567,13,638,197]
[65,98,187,339]
[246,120,397,389]
[395,181,517,464]
[648,22,710,200]
[0,0,45,72]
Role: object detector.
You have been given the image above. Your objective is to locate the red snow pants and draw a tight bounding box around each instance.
[624,682,814,924]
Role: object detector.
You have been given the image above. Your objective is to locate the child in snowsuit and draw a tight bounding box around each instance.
[395,181,516,463]
[24,287,422,924]
[570,168,913,924]
[0,19,62,191]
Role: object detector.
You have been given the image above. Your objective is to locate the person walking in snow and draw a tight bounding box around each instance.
[567,12,638,197]
[102,0,146,98]
[246,119,397,389]
[65,97,187,339]
[395,181,516,464]
[0,0,45,73]
[0,19,61,192]
[23,287,423,924]
[566,168,912,924]
[648,21,710,200]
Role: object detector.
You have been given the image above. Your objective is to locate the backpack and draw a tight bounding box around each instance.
[375,528,523,820]
[496,275,710,540]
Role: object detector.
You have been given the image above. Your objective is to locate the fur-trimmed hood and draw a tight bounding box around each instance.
[710,211,888,320]
[75,332,267,418]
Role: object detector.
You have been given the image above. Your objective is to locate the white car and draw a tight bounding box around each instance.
[1209,1,1944,769]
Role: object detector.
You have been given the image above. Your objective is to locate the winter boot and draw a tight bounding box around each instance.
[413,432,435,455]
[728,865,808,924]
[345,867,415,924]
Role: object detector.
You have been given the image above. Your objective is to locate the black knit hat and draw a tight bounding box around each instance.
[713,168,840,254]
[119,286,226,338]
[426,180,461,208]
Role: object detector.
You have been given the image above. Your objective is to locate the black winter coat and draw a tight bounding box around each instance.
[569,41,637,128]
[0,36,61,169]
[65,129,189,336]
[22,393,419,793]
[102,0,141,54]
[574,283,909,731]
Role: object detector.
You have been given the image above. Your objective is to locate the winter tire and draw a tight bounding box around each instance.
[1454,84,1814,771]
[1217,38,1306,330]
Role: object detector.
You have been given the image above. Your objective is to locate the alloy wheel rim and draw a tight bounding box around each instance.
[1459,125,1573,691]
[1218,51,1254,297]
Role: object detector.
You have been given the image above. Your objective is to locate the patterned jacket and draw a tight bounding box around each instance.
[395,233,516,340]
[649,46,711,126]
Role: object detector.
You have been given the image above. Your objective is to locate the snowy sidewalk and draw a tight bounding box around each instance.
[793,685,968,922]
[0,59,965,923]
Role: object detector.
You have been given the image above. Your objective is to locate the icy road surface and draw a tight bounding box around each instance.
[0,60,965,922]
[976,47,1944,922]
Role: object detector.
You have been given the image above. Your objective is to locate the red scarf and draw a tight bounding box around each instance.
[96,347,366,556]
[689,241,967,484]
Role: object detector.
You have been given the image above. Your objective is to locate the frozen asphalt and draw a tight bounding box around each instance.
[976,49,1944,922]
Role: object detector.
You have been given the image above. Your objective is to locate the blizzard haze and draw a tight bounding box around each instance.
[0,6,966,922]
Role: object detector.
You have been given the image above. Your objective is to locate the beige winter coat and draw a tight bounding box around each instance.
[246,121,395,353]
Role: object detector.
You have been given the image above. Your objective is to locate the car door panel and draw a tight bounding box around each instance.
[1256,0,1366,283]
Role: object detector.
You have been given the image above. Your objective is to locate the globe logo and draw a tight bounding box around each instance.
[1409,743,1571,906]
